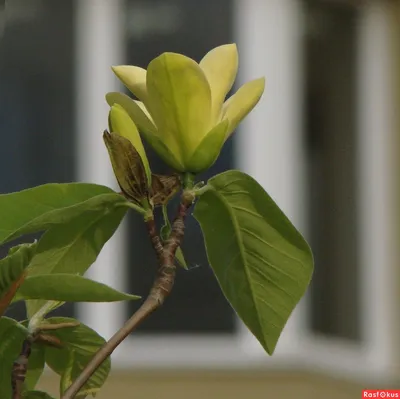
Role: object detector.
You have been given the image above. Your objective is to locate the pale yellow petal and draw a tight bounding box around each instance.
[146,52,212,160]
[106,92,157,137]
[111,66,148,103]
[185,120,228,173]
[106,93,185,171]
[144,133,185,172]
[135,101,154,125]
[200,43,238,124]
[222,77,265,138]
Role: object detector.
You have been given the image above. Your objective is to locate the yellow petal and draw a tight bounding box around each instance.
[106,92,157,136]
[143,131,186,172]
[222,77,265,138]
[146,52,212,160]
[200,44,238,124]
[108,104,151,185]
[185,119,228,173]
[111,66,148,103]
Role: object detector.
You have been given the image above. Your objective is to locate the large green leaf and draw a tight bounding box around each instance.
[0,242,38,316]
[194,170,313,355]
[26,207,127,318]
[44,317,110,398]
[59,350,75,395]
[0,183,127,245]
[0,316,29,399]
[15,274,140,302]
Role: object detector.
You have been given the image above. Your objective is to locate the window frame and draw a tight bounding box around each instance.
[299,0,398,382]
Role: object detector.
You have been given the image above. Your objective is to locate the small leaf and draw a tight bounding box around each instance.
[44,317,110,398]
[23,391,56,399]
[24,344,45,391]
[0,183,128,245]
[160,204,172,240]
[0,242,38,316]
[0,317,29,399]
[194,170,314,355]
[160,205,187,270]
[25,207,127,319]
[16,274,140,303]
[174,248,188,270]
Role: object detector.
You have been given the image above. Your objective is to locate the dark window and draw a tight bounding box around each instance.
[0,0,76,320]
[124,0,236,334]
[304,1,361,341]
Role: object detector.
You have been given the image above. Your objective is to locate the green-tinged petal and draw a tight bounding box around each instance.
[111,66,148,103]
[185,119,229,173]
[106,92,157,137]
[135,101,155,126]
[109,104,151,185]
[143,131,185,171]
[147,52,212,159]
[222,77,265,139]
[200,43,238,124]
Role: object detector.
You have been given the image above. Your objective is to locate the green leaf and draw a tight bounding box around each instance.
[59,350,75,395]
[0,317,29,399]
[16,274,140,303]
[44,317,110,398]
[0,242,37,295]
[0,242,38,316]
[24,344,45,391]
[26,207,127,319]
[194,170,313,355]
[174,248,187,270]
[0,183,127,245]
[23,391,56,399]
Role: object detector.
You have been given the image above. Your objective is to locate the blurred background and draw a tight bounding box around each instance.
[0,0,399,398]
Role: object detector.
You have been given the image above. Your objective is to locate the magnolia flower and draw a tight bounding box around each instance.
[106,44,265,173]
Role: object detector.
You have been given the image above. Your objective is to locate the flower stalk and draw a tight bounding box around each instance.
[61,189,194,399]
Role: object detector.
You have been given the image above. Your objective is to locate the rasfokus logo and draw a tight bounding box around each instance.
[362,390,400,398]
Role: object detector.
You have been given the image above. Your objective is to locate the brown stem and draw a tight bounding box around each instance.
[11,320,79,397]
[11,335,34,399]
[145,217,164,261]
[35,333,64,349]
[37,321,80,331]
[61,192,193,399]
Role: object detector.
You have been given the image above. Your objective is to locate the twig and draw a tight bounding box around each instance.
[37,321,80,331]
[61,191,194,399]
[11,334,34,399]
[11,320,78,398]
[35,333,64,349]
[145,216,164,261]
